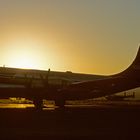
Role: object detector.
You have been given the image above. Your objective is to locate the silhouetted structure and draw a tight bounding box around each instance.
[0,47,140,109]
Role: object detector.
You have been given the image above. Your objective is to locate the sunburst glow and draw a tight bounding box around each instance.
[2,38,45,69]
[8,53,37,69]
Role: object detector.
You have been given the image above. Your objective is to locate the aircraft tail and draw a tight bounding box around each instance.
[117,47,140,80]
[65,47,140,99]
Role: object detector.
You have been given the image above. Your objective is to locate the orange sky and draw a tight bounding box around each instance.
[0,0,140,75]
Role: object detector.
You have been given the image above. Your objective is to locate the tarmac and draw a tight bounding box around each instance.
[0,101,140,140]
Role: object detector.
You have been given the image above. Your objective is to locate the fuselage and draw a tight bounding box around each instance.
[0,67,107,100]
[0,67,106,86]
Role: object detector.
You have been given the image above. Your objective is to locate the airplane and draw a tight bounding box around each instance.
[0,47,140,109]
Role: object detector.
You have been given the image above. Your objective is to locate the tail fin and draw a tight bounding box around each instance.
[129,47,140,68]
[118,47,140,78]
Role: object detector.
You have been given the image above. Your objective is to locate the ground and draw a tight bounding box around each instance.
[0,101,140,140]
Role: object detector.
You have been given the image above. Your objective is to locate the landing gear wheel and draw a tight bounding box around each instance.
[55,99,65,109]
[33,99,43,110]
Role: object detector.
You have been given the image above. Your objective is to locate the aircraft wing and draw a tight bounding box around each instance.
[64,75,140,99]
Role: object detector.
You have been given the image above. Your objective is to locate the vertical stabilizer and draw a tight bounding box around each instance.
[117,47,140,78]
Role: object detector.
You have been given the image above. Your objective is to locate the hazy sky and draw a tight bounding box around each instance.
[0,0,140,75]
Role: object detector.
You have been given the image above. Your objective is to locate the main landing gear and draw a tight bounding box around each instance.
[55,99,65,109]
[33,99,43,110]
[33,99,66,110]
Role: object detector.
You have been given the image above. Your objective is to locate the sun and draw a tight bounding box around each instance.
[9,53,37,69]
[3,39,44,69]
